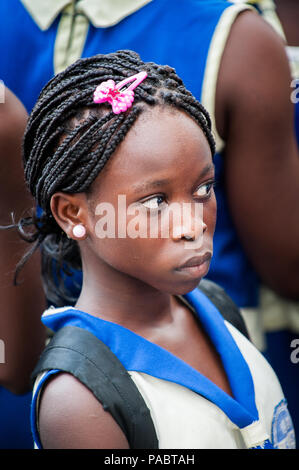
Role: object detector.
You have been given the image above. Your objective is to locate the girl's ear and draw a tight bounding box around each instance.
[50,192,88,240]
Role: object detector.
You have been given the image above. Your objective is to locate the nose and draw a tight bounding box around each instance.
[172,223,207,241]
[171,203,207,242]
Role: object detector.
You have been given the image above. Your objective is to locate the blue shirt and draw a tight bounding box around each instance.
[0,0,259,308]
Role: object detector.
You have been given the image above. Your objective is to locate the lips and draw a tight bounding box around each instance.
[177,252,212,270]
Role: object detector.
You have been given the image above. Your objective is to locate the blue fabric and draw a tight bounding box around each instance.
[0,0,259,449]
[207,154,259,307]
[30,369,59,450]
[36,288,259,432]
[0,0,57,112]
[248,2,299,450]
[184,289,258,419]
[0,0,259,308]
[263,330,299,448]
[30,287,273,448]
[0,388,33,449]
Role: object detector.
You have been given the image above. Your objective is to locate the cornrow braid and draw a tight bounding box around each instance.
[18,50,215,306]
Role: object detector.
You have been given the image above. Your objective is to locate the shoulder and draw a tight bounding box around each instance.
[215,8,296,156]
[218,8,291,108]
[0,87,32,211]
[0,87,27,138]
[224,8,288,62]
[38,372,129,449]
[0,87,27,177]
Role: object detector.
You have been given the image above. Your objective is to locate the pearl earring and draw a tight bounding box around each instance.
[72,224,86,239]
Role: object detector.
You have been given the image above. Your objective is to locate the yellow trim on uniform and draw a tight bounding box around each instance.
[252,0,286,39]
[20,0,153,74]
[20,0,153,30]
[200,4,253,154]
[254,0,299,79]
[53,3,90,74]
[77,0,153,28]
[231,0,286,38]
[20,0,70,31]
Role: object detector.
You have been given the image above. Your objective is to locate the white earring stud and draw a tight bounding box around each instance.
[72,224,86,239]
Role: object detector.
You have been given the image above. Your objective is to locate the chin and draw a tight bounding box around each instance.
[165,278,204,296]
[165,262,211,295]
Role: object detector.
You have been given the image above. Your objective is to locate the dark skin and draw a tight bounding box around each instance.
[275,0,299,45]
[38,107,233,449]
[1,2,298,395]
[0,88,46,393]
[36,8,299,447]
[215,10,299,299]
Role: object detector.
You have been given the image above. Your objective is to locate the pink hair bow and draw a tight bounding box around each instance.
[93,71,148,114]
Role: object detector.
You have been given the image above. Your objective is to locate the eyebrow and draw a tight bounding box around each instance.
[132,178,171,194]
[132,163,214,194]
[198,163,214,179]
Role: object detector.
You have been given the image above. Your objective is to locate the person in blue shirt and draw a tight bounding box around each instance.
[18,50,295,449]
[0,87,46,448]
[232,0,299,445]
[1,0,299,446]
[1,1,299,313]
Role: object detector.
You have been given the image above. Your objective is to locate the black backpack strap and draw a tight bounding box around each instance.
[31,325,158,449]
[198,279,250,340]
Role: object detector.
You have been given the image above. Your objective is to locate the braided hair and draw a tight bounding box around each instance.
[16,50,215,305]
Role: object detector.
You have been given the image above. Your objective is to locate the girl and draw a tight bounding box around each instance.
[17,50,294,449]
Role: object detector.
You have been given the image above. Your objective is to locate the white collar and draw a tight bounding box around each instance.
[20,0,153,30]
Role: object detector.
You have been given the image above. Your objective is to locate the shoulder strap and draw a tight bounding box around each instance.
[31,325,158,449]
[198,279,250,340]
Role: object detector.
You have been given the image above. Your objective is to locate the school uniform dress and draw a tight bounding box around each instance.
[0,0,257,310]
[232,0,299,444]
[0,0,292,447]
[31,287,295,449]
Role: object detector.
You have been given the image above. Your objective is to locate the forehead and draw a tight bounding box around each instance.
[92,106,213,193]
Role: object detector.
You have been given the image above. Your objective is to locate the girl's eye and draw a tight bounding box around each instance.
[142,195,165,210]
[194,180,216,199]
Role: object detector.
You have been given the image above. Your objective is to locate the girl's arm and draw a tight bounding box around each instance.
[38,372,130,449]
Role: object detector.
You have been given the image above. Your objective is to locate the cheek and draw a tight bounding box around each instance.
[205,194,217,235]
[89,215,171,283]
[89,225,158,272]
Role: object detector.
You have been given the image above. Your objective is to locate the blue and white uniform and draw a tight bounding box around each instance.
[0,1,258,448]
[2,0,291,448]
[0,0,257,310]
[231,0,299,444]
[31,288,295,449]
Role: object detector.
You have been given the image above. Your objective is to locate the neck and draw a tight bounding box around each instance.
[75,258,176,333]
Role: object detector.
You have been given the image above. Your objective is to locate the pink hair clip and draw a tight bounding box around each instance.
[93,71,148,114]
